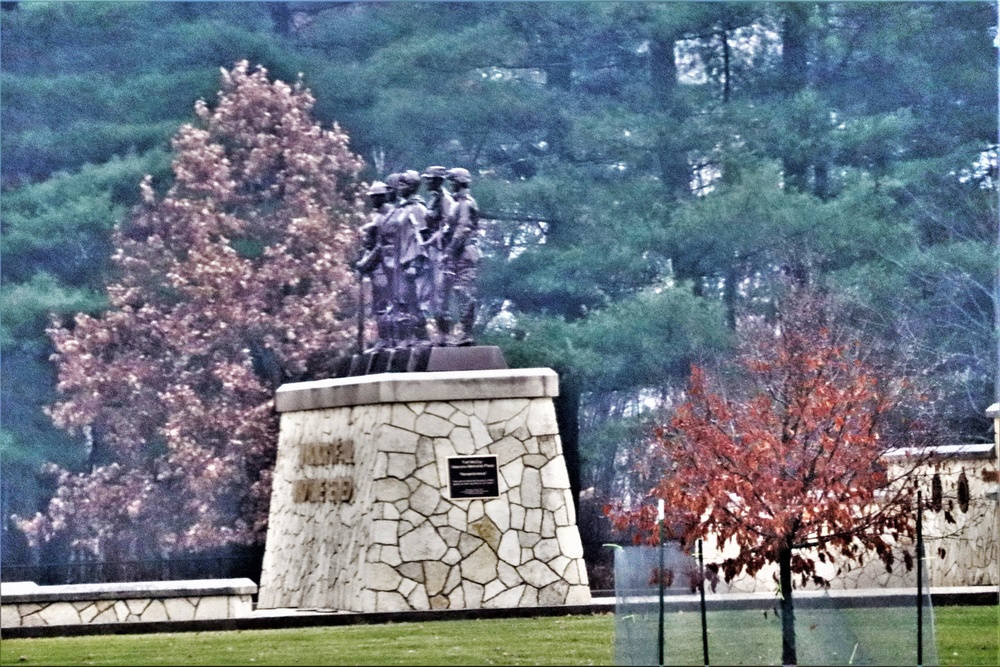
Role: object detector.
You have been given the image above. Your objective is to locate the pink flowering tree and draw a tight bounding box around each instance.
[16,61,367,559]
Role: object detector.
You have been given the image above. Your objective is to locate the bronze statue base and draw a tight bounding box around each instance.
[333,345,507,378]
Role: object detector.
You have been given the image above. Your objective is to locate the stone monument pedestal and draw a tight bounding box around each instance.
[258,367,591,612]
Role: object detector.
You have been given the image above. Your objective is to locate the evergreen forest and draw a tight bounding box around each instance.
[1,1,997,584]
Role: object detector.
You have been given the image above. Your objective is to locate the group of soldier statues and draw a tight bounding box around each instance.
[355,166,480,350]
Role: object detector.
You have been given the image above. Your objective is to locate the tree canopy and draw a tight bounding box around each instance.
[1,2,995,573]
[14,61,366,557]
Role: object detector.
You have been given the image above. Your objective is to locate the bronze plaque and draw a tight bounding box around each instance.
[447,455,500,499]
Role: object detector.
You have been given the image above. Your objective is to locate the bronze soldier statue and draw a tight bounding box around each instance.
[355,181,394,351]
[387,170,430,346]
[440,167,481,346]
[420,166,456,344]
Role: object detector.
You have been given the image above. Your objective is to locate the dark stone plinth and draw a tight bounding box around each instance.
[334,355,353,378]
[335,345,507,377]
[347,353,370,377]
[425,346,508,372]
[388,348,411,372]
[407,345,433,373]
[369,349,392,374]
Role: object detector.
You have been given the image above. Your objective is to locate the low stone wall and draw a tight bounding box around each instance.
[703,442,998,594]
[0,578,256,628]
[258,368,592,612]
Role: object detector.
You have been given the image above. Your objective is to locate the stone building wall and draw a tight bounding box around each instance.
[257,369,592,612]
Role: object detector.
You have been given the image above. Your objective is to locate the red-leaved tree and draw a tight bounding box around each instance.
[609,288,937,666]
[15,61,367,560]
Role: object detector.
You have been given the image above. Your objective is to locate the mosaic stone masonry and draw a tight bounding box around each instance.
[258,369,592,612]
[0,579,256,628]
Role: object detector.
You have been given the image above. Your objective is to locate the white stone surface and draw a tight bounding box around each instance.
[258,369,591,612]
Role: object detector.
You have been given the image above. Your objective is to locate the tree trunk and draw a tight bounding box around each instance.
[778,546,798,666]
[649,38,690,197]
[780,3,811,194]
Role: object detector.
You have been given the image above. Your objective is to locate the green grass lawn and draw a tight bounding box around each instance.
[0,607,995,666]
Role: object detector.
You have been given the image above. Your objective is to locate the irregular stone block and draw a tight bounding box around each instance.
[79,602,100,624]
[399,522,448,561]
[521,468,542,508]
[378,424,420,453]
[444,564,462,593]
[399,577,417,598]
[425,402,456,420]
[487,436,528,467]
[469,416,492,449]
[541,511,556,538]
[566,585,592,605]
[510,503,526,530]
[484,498,511,533]
[415,436,436,467]
[462,543,499,585]
[413,462,440,487]
[519,560,560,588]
[416,412,454,438]
[125,598,150,617]
[447,426,476,456]
[424,561,450,596]
[194,595,229,620]
[462,580,485,608]
[483,579,507,602]
[37,602,80,626]
[527,400,560,437]
[459,532,485,557]
[524,508,542,533]
[534,538,561,563]
[375,591,410,612]
[163,597,196,621]
[447,505,467,531]
[387,453,417,479]
[498,561,524,587]
[522,454,548,469]
[467,500,485,523]
[407,583,430,610]
[541,457,571,489]
[410,483,442,517]
[141,599,168,622]
[375,478,410,503]
[539,580,569,606]
[367,563,403,592]
[1,605,21,628]
[556,526,585,559]
[390,404,416,431]
[488,399,530,425]
[373,520,399,545]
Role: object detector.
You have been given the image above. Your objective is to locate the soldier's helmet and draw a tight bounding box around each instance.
[366,181,390,196]
[385,172,403,191]
[399,170,422,187]
[421,165,448,179]
[446,167,472,184]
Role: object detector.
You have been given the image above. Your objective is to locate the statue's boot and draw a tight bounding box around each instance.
[455,301,476,347]
[372,316,392,350]
[413,314,430,343]
[435,317,452,346]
